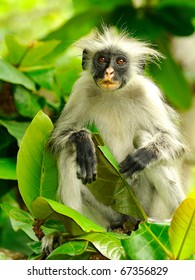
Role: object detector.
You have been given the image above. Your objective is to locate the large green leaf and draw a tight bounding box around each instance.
[73,0,127,13]
[20,40,60,68]
[0,119,30,146]
[43,11,108,57]
[155,6,195,36]
[17,111,58,212]
[25,67,55,90]
[0,158,17,180]
[1,203,37,241]
[76,232,126,260]
[31,197,104,235]
[5,35,28,66]
[158,0,195,9]
[14,86,45,118]
[122,221,171,260]
[0,126,15,153]
[150,37,192,110]
[87,134,147,220]
[47,240,88,260]
[169,197,195,260]
[0,59,35,91]
[111,5,163,41]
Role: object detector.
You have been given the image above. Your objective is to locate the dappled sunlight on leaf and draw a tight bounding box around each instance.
[169,197,195,260]
[122,221,171,260]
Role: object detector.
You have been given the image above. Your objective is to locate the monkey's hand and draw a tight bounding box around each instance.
[119,147,156,177]
[69,130,97,184]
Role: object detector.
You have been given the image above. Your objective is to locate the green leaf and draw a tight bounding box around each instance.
[47,240,88,259]
[76,232,126,260]
[1,203,37,241]
[99,144,119,171]
[14,86,45,118]
[42,219,65,235]
[0,158,17,180]
[150,37,192,110]
[169,197,195,260]
[17,111,58,212]
[0,59,35,91]
[189,191,195,199]
[87,134,147,220]
[55,62,81,97]
[5,35,28,65]
[25,67,55,90]
[122,221,171,260]
[0,126,15,153]
[43,11,108,56]
[0,119,30,146]
[28,241,42,255]
[155,6,195,36]
[73,0,127,13]
[111,5,163,41]
[20,40,60,67]
[31,197,105,235]
[158,0,195,9]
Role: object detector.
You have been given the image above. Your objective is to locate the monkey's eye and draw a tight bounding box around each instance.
[97,56,107,64]
[116,57,126,65]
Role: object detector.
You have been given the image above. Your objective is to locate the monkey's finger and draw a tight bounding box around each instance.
[119,154,135,173]
[85,155,97,184]
[76,152,97,184]
[119,147,156,176]
[119,155,145,176]
[120,164,144,177]
[125,164,144,177]
[93,173,96,181]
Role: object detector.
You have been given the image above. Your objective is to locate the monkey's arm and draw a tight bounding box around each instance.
[50,126,97,185]
[119,130,185,177]
[48,87,97,184]
[119,83,186,178]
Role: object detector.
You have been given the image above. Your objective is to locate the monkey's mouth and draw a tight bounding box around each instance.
[98,80,120,90]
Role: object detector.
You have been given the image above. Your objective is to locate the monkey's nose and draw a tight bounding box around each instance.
[105,67,114,79]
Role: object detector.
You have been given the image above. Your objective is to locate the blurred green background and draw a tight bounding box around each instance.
[0,0,195,259]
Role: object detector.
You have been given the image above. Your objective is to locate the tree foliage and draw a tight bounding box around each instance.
[0,0,195,260]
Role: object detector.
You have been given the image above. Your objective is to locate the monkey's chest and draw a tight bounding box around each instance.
[89,106,137,162]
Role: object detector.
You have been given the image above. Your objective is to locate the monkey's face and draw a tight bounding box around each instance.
[92,50,130,91]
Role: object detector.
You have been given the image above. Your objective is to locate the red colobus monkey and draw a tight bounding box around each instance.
[49,27,186,229]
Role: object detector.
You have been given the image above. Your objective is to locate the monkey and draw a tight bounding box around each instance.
[48,26,186,231]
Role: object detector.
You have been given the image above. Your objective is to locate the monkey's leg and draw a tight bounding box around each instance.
[146,165,185,217]
[55,129,98,215]
[57,149,84,212]
[80,185,134,229]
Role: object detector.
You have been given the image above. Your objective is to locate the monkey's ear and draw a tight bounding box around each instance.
[82,49,89,70]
